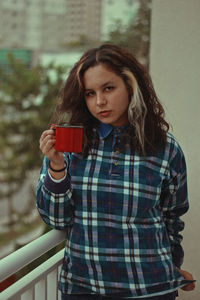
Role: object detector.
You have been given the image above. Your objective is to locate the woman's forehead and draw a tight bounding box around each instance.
[83,64,121,88]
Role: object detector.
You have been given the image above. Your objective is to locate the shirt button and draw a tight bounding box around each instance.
[114,161,119,166]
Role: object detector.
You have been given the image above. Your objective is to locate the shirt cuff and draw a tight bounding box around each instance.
[47,169,67,182]
[44,169,70,194]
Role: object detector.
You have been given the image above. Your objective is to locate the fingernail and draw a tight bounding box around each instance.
[51,124,56,130]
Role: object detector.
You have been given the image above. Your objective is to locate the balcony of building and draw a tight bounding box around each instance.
[0,230,66,300]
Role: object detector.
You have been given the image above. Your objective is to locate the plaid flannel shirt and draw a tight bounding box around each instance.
[36,123,191,298]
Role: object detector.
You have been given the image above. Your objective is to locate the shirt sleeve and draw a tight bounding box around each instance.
[36,154,74,230]
[160,137,189,268]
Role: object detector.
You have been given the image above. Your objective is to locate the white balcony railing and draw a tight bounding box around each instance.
[0,230,66,300]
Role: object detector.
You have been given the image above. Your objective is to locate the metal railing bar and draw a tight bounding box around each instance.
[35,277,47,300]
[21,286,35,300]
[47,269,59,300]
[0,229,66,282]
[0,249,64,300]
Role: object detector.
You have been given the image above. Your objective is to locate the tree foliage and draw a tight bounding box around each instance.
[106,0,152,67]
[0,54,68,200]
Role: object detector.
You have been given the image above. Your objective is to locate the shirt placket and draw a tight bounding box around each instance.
[109,127,123,176]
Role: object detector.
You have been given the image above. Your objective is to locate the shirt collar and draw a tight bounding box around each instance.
[97,121,128,139]
[97,122,113,139]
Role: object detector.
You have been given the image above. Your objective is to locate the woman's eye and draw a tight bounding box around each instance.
[85,91,94,97]
[105,86,113,92]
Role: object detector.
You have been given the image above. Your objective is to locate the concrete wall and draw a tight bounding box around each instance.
[150,1,200,299]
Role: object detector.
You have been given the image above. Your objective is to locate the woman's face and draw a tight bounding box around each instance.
[83,64,130,127]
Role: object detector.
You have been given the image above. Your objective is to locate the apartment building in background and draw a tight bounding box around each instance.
[0,0,102,52]
[64,0,102,46]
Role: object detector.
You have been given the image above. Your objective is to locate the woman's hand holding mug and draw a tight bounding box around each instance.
[39,124,83,179]
[39,124,65,179]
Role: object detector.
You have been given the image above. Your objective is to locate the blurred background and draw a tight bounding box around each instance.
[0,0,199,298]
[0,0,150,257]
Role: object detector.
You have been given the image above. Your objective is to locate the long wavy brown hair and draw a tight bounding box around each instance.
[51,44,169,155]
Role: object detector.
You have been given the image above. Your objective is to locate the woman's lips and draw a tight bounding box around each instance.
[99,110,111,117]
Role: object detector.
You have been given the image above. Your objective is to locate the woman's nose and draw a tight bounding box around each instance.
[96,93,106,106]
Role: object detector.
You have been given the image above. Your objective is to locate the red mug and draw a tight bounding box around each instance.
[55,125,83,153]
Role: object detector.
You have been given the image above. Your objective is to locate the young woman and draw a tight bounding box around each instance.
[37,44,195,299]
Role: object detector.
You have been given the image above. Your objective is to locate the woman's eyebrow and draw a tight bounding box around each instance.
[85,81,114,91]
[101,81,114,88]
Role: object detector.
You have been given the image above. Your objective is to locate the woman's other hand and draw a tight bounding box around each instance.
[177,268,196,291]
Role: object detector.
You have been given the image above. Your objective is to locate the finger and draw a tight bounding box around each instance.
[40,136,56,155]
[177,269,194,281]
[41,144,55,159]
[39,131,55,149]
[39,129,55,144]
[40,129,55,141]
[40,131,55,145]
[181,282,195,291]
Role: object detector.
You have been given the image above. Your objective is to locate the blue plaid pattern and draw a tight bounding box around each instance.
[36,125,190,298]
